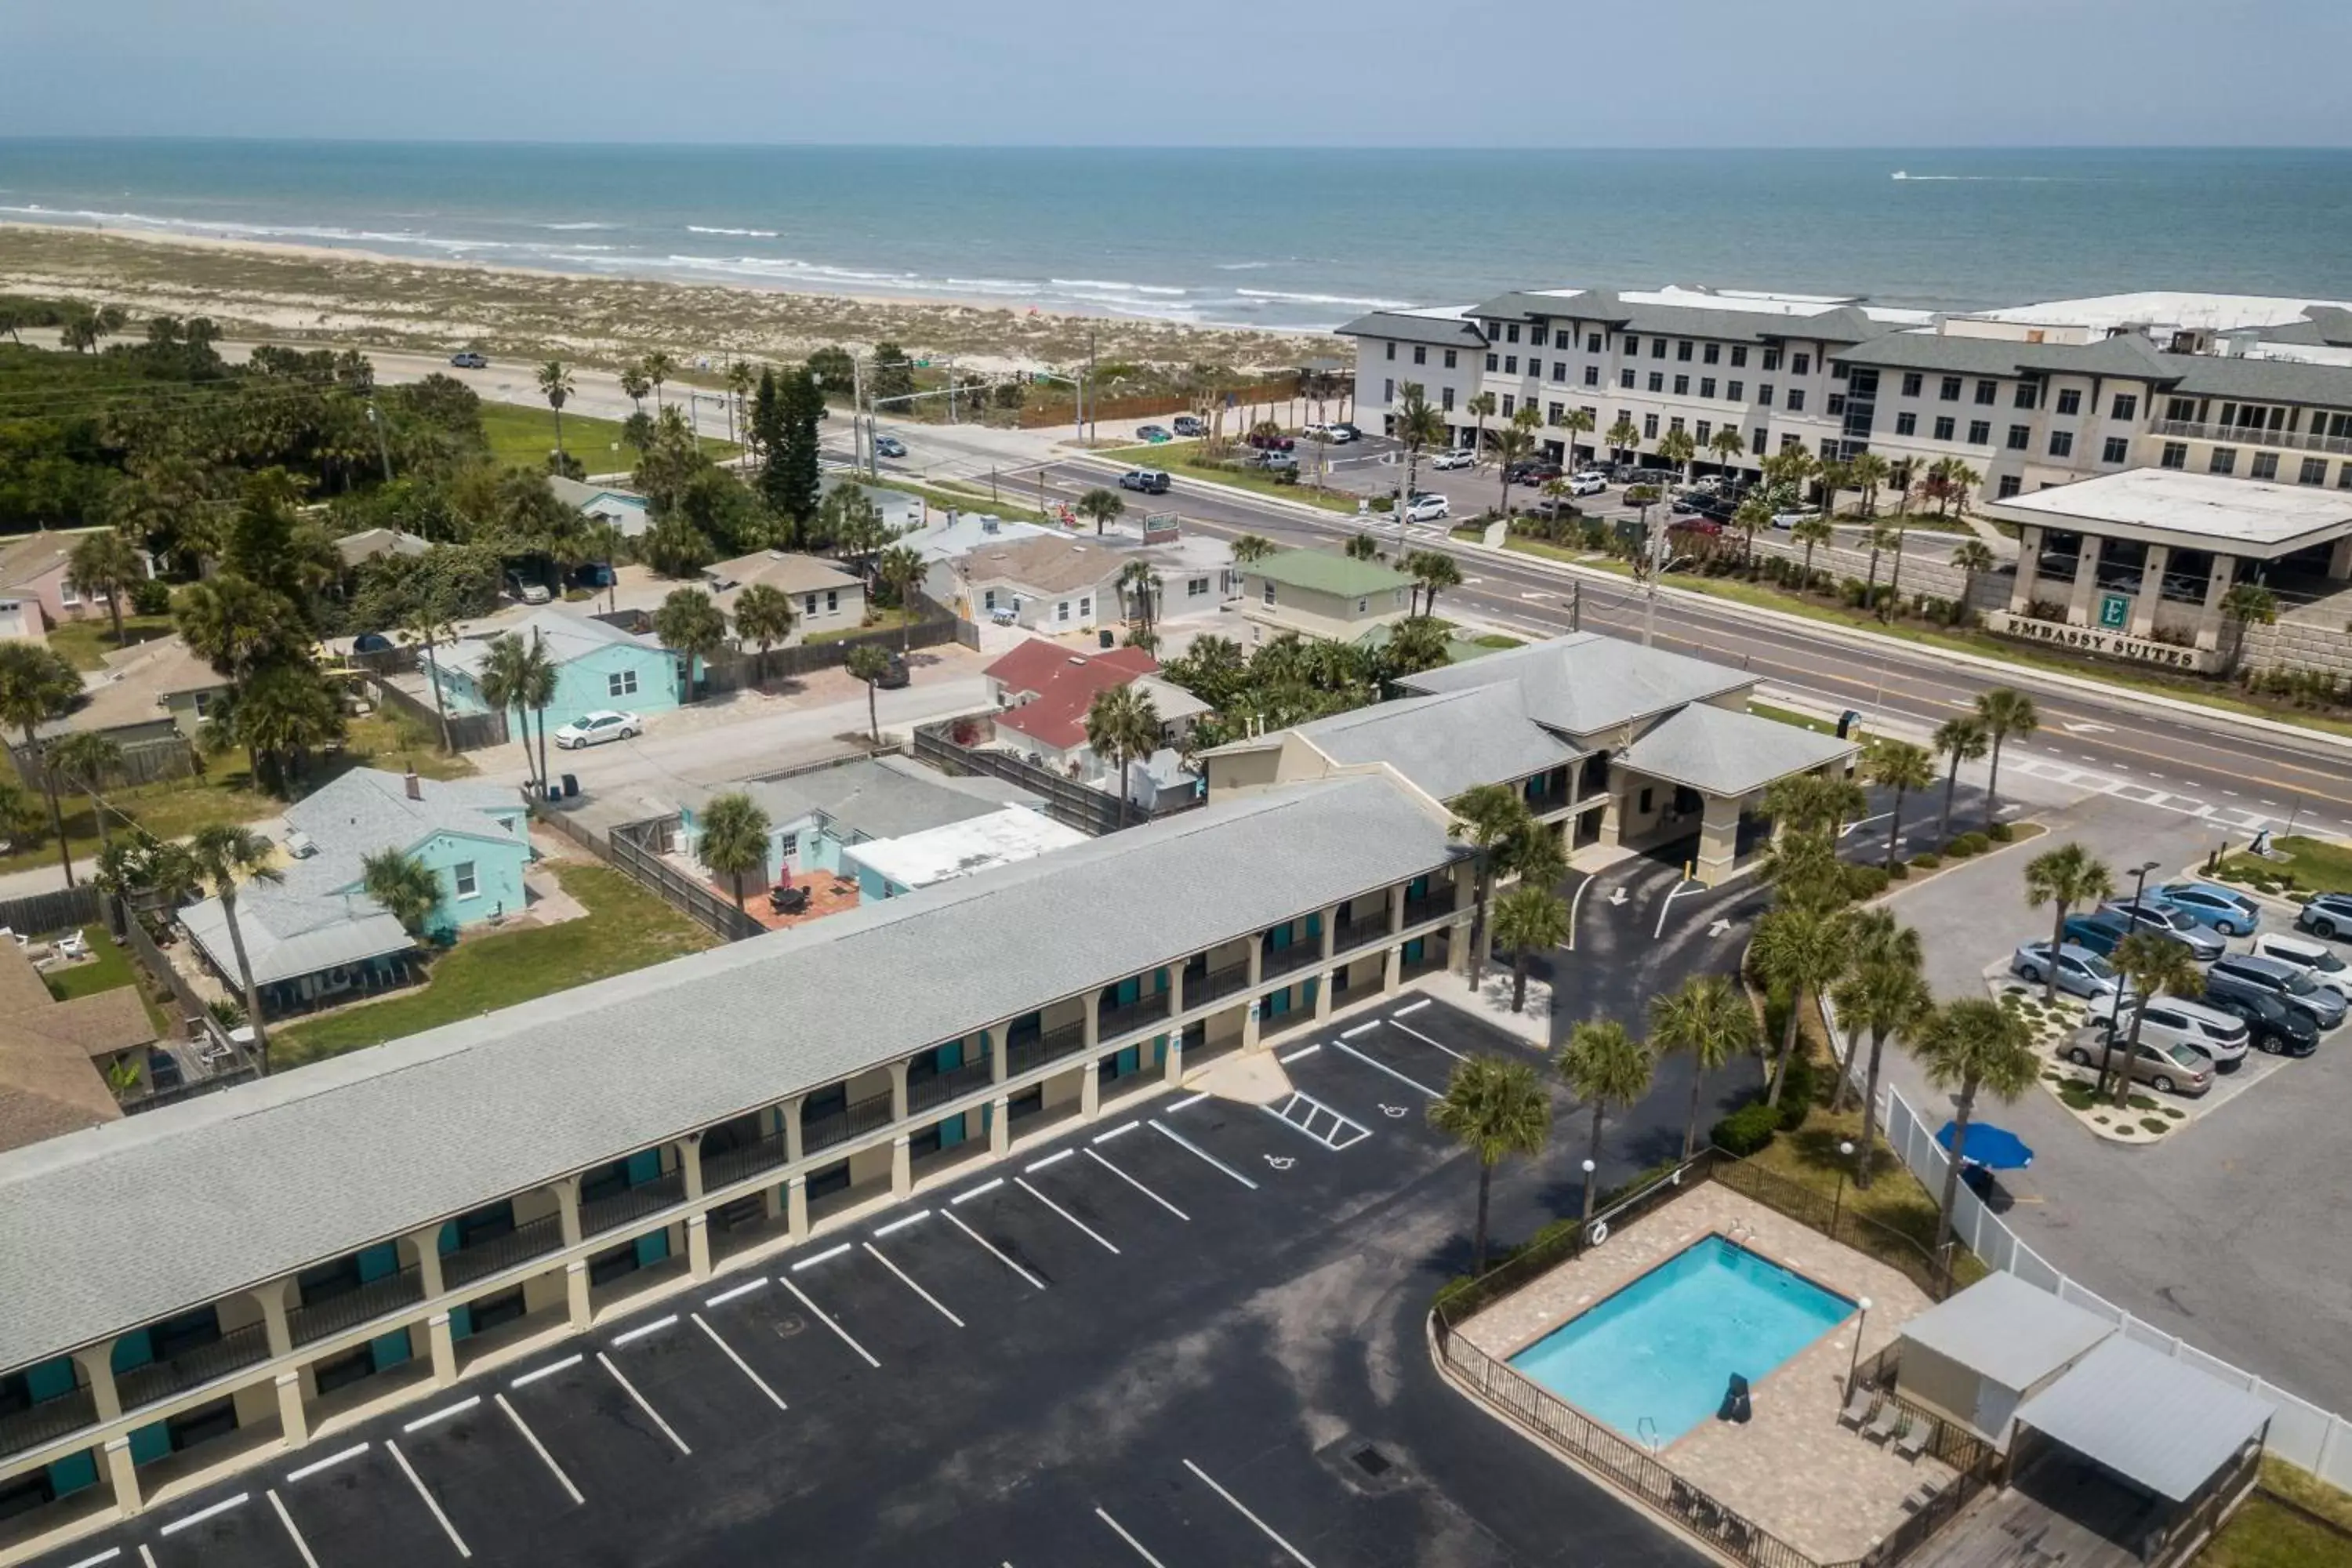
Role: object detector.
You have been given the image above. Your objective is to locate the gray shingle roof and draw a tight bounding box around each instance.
[684,756,1041,844]
[179,892,416,989]
[1333,310,1490,351]
[1397,633,1755,739]
[1616,704,1857,797]
[2012,1334,2275,1502]
[440,608,653,680]
[1832,330,2178,381]
[1468,290,1882,347]
[1897,1271,2116,1396]
[0,775,1458,1373]
[1290,684,1584,803]
[2165,352,2352,408]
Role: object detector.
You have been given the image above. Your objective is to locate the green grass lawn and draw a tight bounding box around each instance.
[2217,835,2352,895]
[805,604,914,646]
[42,924,173,1034]
[2205,1475,2352,1568]
[1094,442,1362,514]
[43,613,177,672]
[889,478,1061,528]
[271,863,714,1066]
[1748,700,1838,733]
[479,401,738,477]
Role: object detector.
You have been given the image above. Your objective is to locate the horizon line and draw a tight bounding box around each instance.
[3,135,2350,154]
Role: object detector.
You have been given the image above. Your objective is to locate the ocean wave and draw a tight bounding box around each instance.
[1047,278,1187,296]
[1215,260,1276,270]
[535,221,618,230]
[687,224,781,238]
[1234,287,1414,309]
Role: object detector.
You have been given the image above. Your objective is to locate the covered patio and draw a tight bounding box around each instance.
[1606,704,1859,885]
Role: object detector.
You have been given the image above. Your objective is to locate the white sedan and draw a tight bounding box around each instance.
[1566,474,1607,496]
[1770,508,1819,530]
[1403,494,1452,524]
[1429,448,1477,470]
[554,710,643,750]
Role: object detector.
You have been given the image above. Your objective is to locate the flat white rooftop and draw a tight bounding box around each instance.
[1988,468,2352,555]
[843,806,1087,891]
[1967,291,2352,336]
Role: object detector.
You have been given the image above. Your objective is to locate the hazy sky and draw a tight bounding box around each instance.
[7,0,2351,147]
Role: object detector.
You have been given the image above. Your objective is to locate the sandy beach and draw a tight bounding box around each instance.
[0,223,1346,376]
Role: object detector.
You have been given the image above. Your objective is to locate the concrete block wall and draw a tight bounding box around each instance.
[1744,533,2012,612]
[2241,616,2352,682]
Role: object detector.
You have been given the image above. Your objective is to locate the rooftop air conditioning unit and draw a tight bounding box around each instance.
[284,829,317,859]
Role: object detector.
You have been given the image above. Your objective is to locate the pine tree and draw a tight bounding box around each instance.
[753,368,795,520]
[772,368,824,529]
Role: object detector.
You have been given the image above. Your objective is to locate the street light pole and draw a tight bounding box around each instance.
[1845,1297,1875,1402]
[1580,1157,1598,1221]
[1833,1139,1857,1233]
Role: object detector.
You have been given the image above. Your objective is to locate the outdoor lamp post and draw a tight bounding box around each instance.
[1833,1140,1857,1232]
[1846,1296,1875,1402]
[1581,1158,1597,1221]
[2130,858,2161,908]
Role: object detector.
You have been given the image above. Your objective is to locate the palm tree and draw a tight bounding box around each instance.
[1755,827,1842,910]
[1408,550,1463,617]
[1949,539,1995,624]
[1490,884,1570,1014]
[847,644,891,742]
[1973,687,2038,829]
[1866,740,1936,871]
[726,359,757,446]
[44,731,122,853]
[1427,1055,1551,1274]
[1076,487,1125,536]
[1817,457,1852,523]
[1912,998,2038,1255]
[537,361,575,468]
[187,824,283,1070]
[2103,931,2205,1107]
[1879,520,1914,615]
[1707,426,1748,484]
[876,543,927,650]
[652,587,728,705]
[520,629,557,798]
[1559,406,1596,468]
[1649,974,1759,1158]
[619,365,652,414]
[1654,427,1697,492]
[1831,944,1932,1189]
[360,848,442,937]
[0,643,83,885]
[1559,1019,1656,1219]
[2022,844,2116,1004]
[731,583,797,687]
[1932,715,1989,837]
[1848,452,1891,519]
[479,633,543,791]
[1751,901,1852,1105]
[1604,416,1641,466]
[67,531,145,648]
[1115,558,1163,639]
[1791,514,1835,586]
[1392,383,1446,543]
[641,350,676,412]
[1231,534,1276,565]
[2220,582,2278,675]
[1084,684,1162,826]
[696,790,773,912]
[1491,425,1537,516]
[1463,390,1497,455]
[1762,770,1866,840]
[1449,783,1536,993]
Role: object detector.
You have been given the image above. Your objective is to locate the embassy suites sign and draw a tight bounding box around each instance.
[1984,612,2222,673]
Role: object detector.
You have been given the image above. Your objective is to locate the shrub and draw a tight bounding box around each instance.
[1911,851,1942,869]
[1945,832,1991,858]
[1987,822,2016,844]
[1888,862,1910,881]
[1777,1052,1821,1131]
[1711,1101,1781,1156]
[129,579,172,616]
[1841,864,1891,901]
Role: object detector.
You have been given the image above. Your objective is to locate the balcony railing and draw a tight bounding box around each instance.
[1096,990,1171,1040]
[1403,886,1459,924]
[1192,962,1250,1005]
[1261,941,1323,980]
[116,1322,273,1410]
[1333,912,1393,953]
[803,1092,895,1156]
[908,1057,996,1114]
[1004,1023,1087,1079]
[2152,418,2352,456]
[0,1385,97,1460]
[581,1169,688,1238]
[288,1265,426,1347]
[441,1212,566,1289]
[702,1127,789,1190]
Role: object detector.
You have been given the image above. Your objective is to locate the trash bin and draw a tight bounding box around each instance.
[1098,628,1115,649]
[561,773,579,798]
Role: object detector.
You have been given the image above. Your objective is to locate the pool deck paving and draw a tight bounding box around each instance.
[1461,1186,1947,1564]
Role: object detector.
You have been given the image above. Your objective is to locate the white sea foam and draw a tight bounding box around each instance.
[535,221,618,230]
[686,225,782,238]
[1234,288,1414,309]
[1215,260,1276,270]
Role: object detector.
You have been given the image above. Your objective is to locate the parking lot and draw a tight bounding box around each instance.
[41,998,1710,1568]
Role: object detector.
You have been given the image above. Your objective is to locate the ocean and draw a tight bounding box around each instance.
[4,141,2351,331]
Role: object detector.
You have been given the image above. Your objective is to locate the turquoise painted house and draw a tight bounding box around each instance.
[436,608,692,730]
[179,768,529,1018]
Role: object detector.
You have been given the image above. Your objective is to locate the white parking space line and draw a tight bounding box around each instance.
[267,1490,320,1568]
[1025,1149,1075,1173]
[494,1392,584,1504]
[1332,1038,1441,1099]
[1149,1119,1259,1189]
[704,1276,770,1308]
[1084,1147,1190,1221]
[402,1395,481,1435]
[779,1277,882,1369]
[1277,1043,1321,1063]
[862,1241,967,1327]
[509,1352,582,1388]
[1091,1121,1139,1144]
[1014,1177,1121,1253]
[789,1242,854,1272]
[873,1210,932,1238]
[1183,1458,1317,1566]
[59,1550,119,1568]
[610,1313,678,1348]
[950,1178,1004,1206]
[1387,1018,1468,1061]
[596,1352,693,1455]
[1167,1091,1207,1112]
[1094,1507,1172,1566]
[137,1550,156,1568]
[158,1493,249,1537]
[1391,998,1432,1018]
[1339,1021,1381,1040]
[691,1312,789,1410]
[387,1441,470,1558]
[285,1442,368,1483]
[941,1209,1049,1290]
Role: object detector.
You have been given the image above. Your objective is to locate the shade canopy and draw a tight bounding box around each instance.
[1940,1120,2034,1171]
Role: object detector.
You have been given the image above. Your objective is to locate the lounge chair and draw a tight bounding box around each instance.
[1901,1479,1944,1513]
[55,930,90,961]
[1862,1403,1903,1444]
[1838,1388,1875,1429]
[1893,1417,1931,1461]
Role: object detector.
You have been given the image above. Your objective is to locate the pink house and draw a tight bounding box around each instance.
[0,530,118,644]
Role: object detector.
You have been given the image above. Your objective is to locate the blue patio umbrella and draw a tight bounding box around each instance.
[1936,1120,2034,1170]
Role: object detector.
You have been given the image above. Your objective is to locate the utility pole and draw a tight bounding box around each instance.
[365,396,393,484]
[1642,505,1662,648]
[1571,579,1582,632]
[1087,325,1098,447]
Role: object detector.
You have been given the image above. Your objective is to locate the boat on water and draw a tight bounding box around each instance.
[1891,170,1909,180]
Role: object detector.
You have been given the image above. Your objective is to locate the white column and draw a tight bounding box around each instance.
[2009,525,2043,612]
[103,1435,142,1516]
[2130,543,2171,637]
[2195,554,2238,652]
[989,1096,1011,1155]
[2066,535,2105,625]
[426,1311,457,1387]
[786,1174,809,1242]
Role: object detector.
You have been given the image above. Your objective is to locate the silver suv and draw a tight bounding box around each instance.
[2089,996,2250,1072]
[2207,953,2348,1030]
[2100,898,2226,961]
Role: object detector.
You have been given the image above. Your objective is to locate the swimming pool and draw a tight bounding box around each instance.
[1508,1235,1854,1446]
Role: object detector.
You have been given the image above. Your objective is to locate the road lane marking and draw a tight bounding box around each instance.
[863,1242,966,1327]
[1085,1146,1190,1221]
[1014,1177,1121,1253]
[266,1490,319,1568]
[1148,1119,1259,1189]
[1333,1038,1441,1099]
[704,1276,770,1308]
[1095,1507,1171,1566]
[285,1442,368,1483]
[59,1550,119,1568]
[387,1441,470,1557]
[873,1210,932,1238]
[609,1313,677,1348]
[950,1178,1004,1205]
[779,1277,882,1368]
[597,1352,692,1454]
[941,1209,1048,1290]
[159,1493,249,1536]
[494,1392,583,1504]
[691,1312,789,1410]
[1167,1091,1207,1111]
[510,1353,583,1388]
[1184,1458,1318,1565]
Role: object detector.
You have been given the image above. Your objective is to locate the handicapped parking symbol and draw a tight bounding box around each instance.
[1265,1155,1296,1171]
[1379,1103,1407,1119]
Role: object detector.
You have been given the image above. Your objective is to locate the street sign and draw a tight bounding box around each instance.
[2097,591,2130,630]
[1142,512,1180,544]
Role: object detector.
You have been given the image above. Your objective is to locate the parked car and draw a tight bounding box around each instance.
[506,572,553,606]
[2089,995,2250,1073]
[1431,448,1476,470]
[570,562,615,590]
[1327,423,1360,443]
[2198,985,2321,1055]
[2205,953,2348,1030]
[2250,932,2352,998]
[1135,424,1172,444]
[1172,415,1207,437]
[2061,912,2133,957]
[555,710,642,750]
[448,351,488,368]
[2154,882,2263,936]
[1566,473,1608,496]
[2010,941,2136,1004]
[1769,508,1818,530]
[2060,1036,2212,1097]
[2101,898,2227,960]
[1246,430,1295,452]
[350,631,396,655]
[2295,891,2352,941]
[1255,449,1298,471]
[1507,459,1563,485]
[1118,469,1171,494]
[873,435,907,459]
[1403,494,1452,524]
[873,652,910,690]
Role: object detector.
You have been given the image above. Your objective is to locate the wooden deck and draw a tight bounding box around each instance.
[1907,1454,2161,1568]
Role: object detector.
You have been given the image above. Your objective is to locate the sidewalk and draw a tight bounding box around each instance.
[0,855,97,902]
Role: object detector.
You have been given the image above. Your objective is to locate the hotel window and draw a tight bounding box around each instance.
[1695,420,1711,443]
[1643,412,1660,439]
[1383,378,1395,401]
[57,581,80,607]
[1940,376,1962,402]
[1895,412,1918,436]
[453,862,478,898]
[1648,372,1664,392]
[1975,380,1998,405]
[1831,361,1848,380]
[1584,365,1601,387]
[1968,420,1991,445]
[1443,349,1457,368]
[1504,356,1518,374]
[2166,397,2198,423]
[1998,474,2022,499]
[1624,336,1641,356]
[1900,372,1923,397]
[1078,596,1092,618]
[2103,437,2130,464]
[1587,333,1602,353]
[1672,375,1690,395]
[607,670,638,698]
[1791,353,1811,376]
[2340,463,2352,488]
[1555,328,1573,349]
[1758,383,1775,406]
[1411,345,1425,365]
[1501,394,1514,415]
[1827,394,1846,416]
[1676,341,1693,361]
[1934,416,1956,441]
[1260,583,1274,606]
[1552,361,1566,381]
[1730,346,1749,368]
[1786,390,1806,412]
[1727,380,1744,401]
[1750,427,1768,454]
[2014,383,2038,409]
[1621,368,1635,389]
[2006,425,2031,451]
[1440,387,1454,411]
[2111,393,2138,421]
[1699,377,1716,399]
[1384,343,1395,361]
[2161,442,2187,469]
[1762,348,1782,372]
[1548,402,1565,425]
[1669,416,1686,434]
[2055,388,2082,416]
[1505,324,1520,343]
[1653,339,1668,360]
[1704,343,1721,365]
[2209,447,2238,474]
[1485,354,1499,372]
[779,833,800,858]
[2301,457,2328,485]
[2047,430,2073,458]
[1058,600,1073,622]
[1187,576,1207,597]
[2251,452,2279,480]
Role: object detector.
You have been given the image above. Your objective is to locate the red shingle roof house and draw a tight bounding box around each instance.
[981,641,1161,771]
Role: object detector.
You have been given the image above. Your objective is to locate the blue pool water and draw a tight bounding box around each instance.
[1508,1236,1854,1446]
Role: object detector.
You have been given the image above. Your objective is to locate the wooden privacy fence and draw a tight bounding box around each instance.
[368,674,510,753]
[0,884,103,938]
[10,732,202,791]
[909,720,1200,837]
[697,608,963,695]
[531,800,763,944]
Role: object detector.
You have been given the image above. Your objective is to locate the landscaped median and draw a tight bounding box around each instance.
[1092,439,1364,513]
